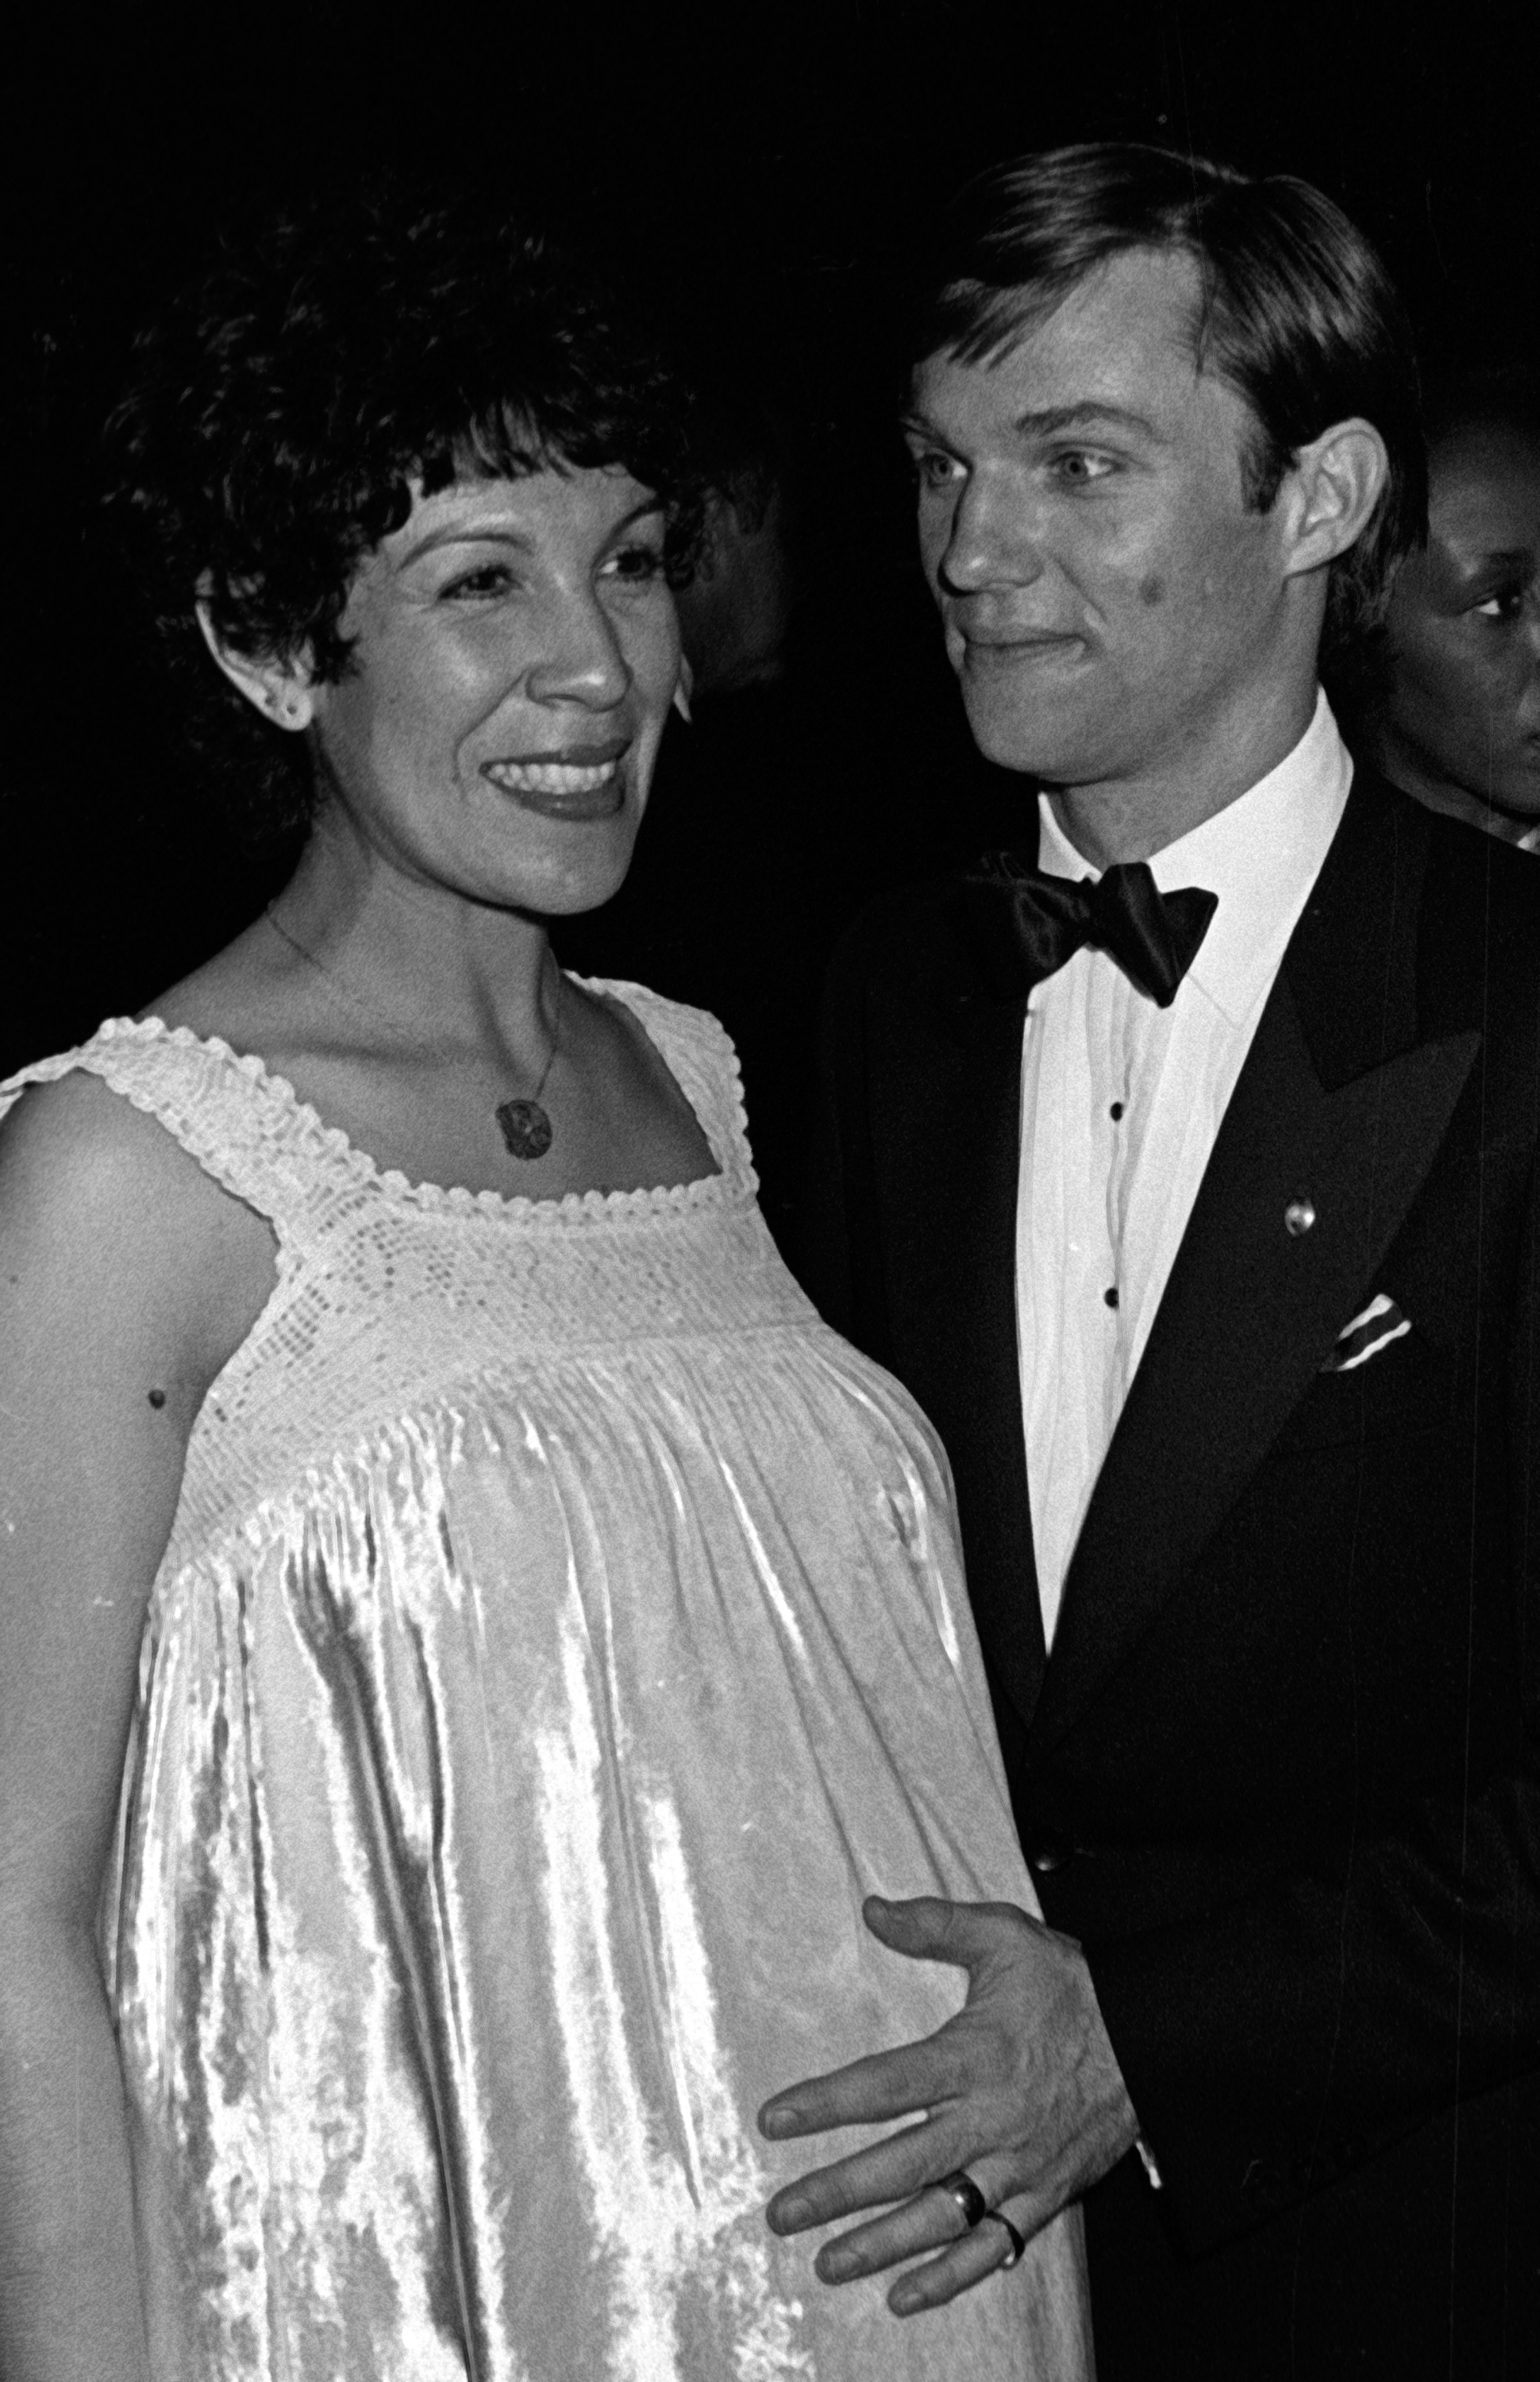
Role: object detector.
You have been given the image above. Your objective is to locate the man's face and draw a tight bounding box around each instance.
[904,249,1298,790]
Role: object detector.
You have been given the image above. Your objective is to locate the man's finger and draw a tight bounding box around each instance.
[811,2177,976,2283]
[860,1894,1032,1974]
[757,2035,959,2142]
[764,2118,958,2235]
[886,2218,1025,2318]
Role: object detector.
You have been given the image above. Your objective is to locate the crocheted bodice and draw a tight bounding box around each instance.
[3,981,814,1583]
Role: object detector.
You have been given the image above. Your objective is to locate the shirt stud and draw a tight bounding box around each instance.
[1284,1197,1317,1237]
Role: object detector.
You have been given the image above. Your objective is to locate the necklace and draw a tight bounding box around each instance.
[263,905,564,1162]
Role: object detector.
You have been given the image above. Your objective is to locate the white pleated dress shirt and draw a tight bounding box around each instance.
[1017,690,1353,1646]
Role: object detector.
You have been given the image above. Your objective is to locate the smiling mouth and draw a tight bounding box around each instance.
[482,757,622,795]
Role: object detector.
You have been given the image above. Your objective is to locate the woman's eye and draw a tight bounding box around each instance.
[442,563,517,600]
[1473,585,1525,622]
[602,543,667,585]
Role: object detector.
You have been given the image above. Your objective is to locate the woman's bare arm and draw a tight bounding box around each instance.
[0,1074,275,2382]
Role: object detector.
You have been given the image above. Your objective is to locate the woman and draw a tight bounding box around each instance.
[1360,369,1540,845]
[0,194,1090,2380]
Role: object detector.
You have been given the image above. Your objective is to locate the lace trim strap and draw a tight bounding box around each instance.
[0,981,757,1229]
[580,976,758,1196]
[0,1027,308,1232]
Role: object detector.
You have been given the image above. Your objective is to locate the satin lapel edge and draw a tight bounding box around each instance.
[1030,970,1480,1755]
[866,918,1048,1729]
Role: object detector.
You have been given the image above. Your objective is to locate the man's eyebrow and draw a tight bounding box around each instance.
[899,411,954,445]
[1011,401,1162,441]
[899,399,1163,448]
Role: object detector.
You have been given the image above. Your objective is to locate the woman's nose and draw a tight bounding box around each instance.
[525,592,633,709]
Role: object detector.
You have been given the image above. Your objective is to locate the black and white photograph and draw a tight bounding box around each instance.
[2,6,1537,2376]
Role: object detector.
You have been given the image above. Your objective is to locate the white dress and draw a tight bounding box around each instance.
[1,982,1091,2382]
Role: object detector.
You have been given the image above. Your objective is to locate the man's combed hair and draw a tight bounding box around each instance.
[106,188,707,838]
[913,143,1427,678]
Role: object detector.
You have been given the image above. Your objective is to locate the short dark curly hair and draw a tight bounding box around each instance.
[106,186,707,839]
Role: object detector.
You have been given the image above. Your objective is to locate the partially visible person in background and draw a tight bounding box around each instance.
[674,422,798,698]
[1358,368,1540,844]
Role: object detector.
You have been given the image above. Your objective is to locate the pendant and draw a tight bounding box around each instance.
[495,1098,554,1160]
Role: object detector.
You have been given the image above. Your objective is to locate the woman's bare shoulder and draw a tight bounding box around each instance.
[0,1068,277,1386]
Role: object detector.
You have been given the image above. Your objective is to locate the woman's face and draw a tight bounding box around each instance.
[1380,422,1540,818]
[307,463,681,914]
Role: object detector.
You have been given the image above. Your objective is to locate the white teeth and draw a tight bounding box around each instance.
[483,759,620,794]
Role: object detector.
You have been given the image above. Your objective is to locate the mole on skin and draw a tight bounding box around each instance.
[1139,573,1166,606]
[148,1389,167,1410]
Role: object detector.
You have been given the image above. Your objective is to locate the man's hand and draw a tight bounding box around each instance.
[757,1894,1138,2315]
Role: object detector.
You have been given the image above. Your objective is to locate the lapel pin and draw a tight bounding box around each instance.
[1284,1197,1317,1237]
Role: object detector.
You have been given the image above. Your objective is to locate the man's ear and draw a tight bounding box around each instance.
[1277,418,1390,581]
[195,599,317,732]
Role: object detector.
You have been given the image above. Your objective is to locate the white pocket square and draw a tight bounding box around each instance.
[1322,1293,1411,1374]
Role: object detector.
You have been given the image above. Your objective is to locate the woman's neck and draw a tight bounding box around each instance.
[271,828,560,1058]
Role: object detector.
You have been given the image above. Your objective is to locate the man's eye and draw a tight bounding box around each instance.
[1049,450,1116,484]
[911,449,962,491]
[1473,586,1525,622]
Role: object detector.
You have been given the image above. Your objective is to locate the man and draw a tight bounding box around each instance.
[757,145,1540,2378]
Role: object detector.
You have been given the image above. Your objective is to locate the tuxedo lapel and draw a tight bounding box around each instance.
[866,886,1048,1729]
[1030,777,1481,1752]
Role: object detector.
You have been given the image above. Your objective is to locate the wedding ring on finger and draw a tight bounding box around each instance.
[937,2168,989,2230]
[981,2210,1028,2269]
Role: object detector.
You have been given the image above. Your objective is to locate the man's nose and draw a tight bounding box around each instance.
[934,475,1044,596]
[525,592,633,709]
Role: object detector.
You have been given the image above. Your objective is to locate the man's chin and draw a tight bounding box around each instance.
[960,692,1103,782]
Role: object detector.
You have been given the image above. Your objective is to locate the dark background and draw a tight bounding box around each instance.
[3,0,1537,1153]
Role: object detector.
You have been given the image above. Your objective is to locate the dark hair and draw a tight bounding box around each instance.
[106,187,706,840]
[912,142,1426,676]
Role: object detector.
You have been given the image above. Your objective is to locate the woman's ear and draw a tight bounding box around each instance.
[194,599,317,732]
[672,650,695,725]
[1278,418,1391,580]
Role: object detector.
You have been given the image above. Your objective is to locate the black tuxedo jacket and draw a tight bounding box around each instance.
[808,771,1540,2374]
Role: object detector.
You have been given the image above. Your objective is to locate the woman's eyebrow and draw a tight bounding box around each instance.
[398,496,666,570]
[398,526,533,565]
[1456,545,1532,572]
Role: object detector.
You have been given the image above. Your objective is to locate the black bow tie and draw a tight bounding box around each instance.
[951,851,1219,1008]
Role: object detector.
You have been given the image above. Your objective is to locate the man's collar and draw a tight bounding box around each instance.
[1035,689,1353,1027]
